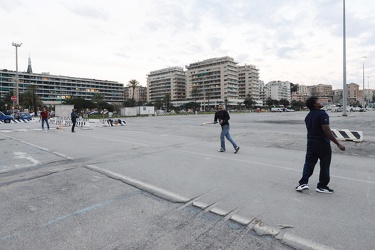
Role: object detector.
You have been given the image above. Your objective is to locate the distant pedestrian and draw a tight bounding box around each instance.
[71,109,78,133]
[40,107,50,131]
[214,104,240,153]
[296,96,345,194]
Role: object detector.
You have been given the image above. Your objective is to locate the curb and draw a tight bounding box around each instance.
[84,165,336,250]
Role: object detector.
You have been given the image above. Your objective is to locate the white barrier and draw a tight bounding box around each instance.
[331,129,363,142]
[101,118,126,127]
[49,117,71,126]
[49,117,92,130]
[76,119,92,130]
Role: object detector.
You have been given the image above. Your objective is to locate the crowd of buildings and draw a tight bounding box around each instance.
[1,56,374,110]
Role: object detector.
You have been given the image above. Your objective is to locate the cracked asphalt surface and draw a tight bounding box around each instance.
[0,162,290,250]
[1,110,374,249]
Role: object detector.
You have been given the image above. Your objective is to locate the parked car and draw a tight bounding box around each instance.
[19,112,32,120]
[271,108,283,112]
[88,111,99,116]
[0,111,14,123]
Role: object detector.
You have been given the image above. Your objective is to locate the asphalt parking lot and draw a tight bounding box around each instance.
[1,110,374,249]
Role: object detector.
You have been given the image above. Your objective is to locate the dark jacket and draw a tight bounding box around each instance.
[71,111,78,122]
[305,109,330,143]
[214,110,230,126]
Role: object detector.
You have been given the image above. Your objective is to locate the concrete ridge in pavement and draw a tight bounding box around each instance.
[84,165,336,250]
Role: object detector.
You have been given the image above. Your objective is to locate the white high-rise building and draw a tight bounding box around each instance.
[265,81,291,102]
[238,64,260,100]
[147,67,186,103]
[185,56,240,109]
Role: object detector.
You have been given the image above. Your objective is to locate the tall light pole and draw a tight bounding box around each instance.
[362,56,366,108]
[12,42,22,106]
[342,0,348,116]
[367,76,370,105]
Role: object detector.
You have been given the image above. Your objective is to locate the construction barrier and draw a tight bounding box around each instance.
[76,119,92,130]
[49,117,92,129]
[331,129,363,142]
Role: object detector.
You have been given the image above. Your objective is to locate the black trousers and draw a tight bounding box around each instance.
[72,121,76,132]
[299,140,332,188]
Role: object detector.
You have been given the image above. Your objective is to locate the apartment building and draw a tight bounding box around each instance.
[124,85,147,103]
[258,80,266,103]
[333,89,343,104]
[0,69,124,105]
[265,81,291,102]
[291,85,310,103]
[238,64,260,100]
[147,67,186,103]
[309,84,333,98]
[347,82,361,104]
[185,56,240,109]
[364,89,374,105]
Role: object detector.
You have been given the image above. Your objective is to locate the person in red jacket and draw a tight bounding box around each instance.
[40,107,50,131]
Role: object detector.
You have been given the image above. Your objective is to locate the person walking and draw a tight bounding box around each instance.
[214,104,240,154]
[71,109,78,133]
[296,96,345,194]
[40,107,50,131]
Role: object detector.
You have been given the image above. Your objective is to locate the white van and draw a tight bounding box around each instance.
[271,108,283,112]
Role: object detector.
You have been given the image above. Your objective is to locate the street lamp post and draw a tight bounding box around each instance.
[362,56,366,108]
[367,76,370,105]
[342,0,348,116]
[12,42,22,106]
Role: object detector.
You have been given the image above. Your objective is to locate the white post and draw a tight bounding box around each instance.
[342,0,347,116]
[12,42,22,106]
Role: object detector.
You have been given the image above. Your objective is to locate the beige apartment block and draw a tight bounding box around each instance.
[147,67,186,103]
[124,86,147,102]
[297,85,311,96]
[291,85,310,103]
[347,82,362,104]
[238,64,260,100]
[185,56,240,109]
[309,84,333,97]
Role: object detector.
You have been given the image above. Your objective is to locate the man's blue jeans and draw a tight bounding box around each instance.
[220,124,238,150]
[42,118,50,130]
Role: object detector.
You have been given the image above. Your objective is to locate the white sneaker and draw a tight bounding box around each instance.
[295,184,309,192]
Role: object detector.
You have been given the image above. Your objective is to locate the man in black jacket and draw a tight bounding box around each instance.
[214,104,240,153]
[71,109,78,133]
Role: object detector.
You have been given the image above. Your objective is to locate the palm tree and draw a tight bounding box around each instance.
[191,86,200,112]
[3,91,14,110]
[127,79,140,105]
[164,93,171,112]
[244,94,256,110]
[92,93,104,103]
[191,86,200,103]
[205,89,213,111]
[224,98,229,109]
[20,85,42,114]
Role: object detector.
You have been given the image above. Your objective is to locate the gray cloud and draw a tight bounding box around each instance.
[62,3,110,20]
[0,0,22,12]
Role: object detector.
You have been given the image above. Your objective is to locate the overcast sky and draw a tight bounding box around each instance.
[1,0,374,89]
